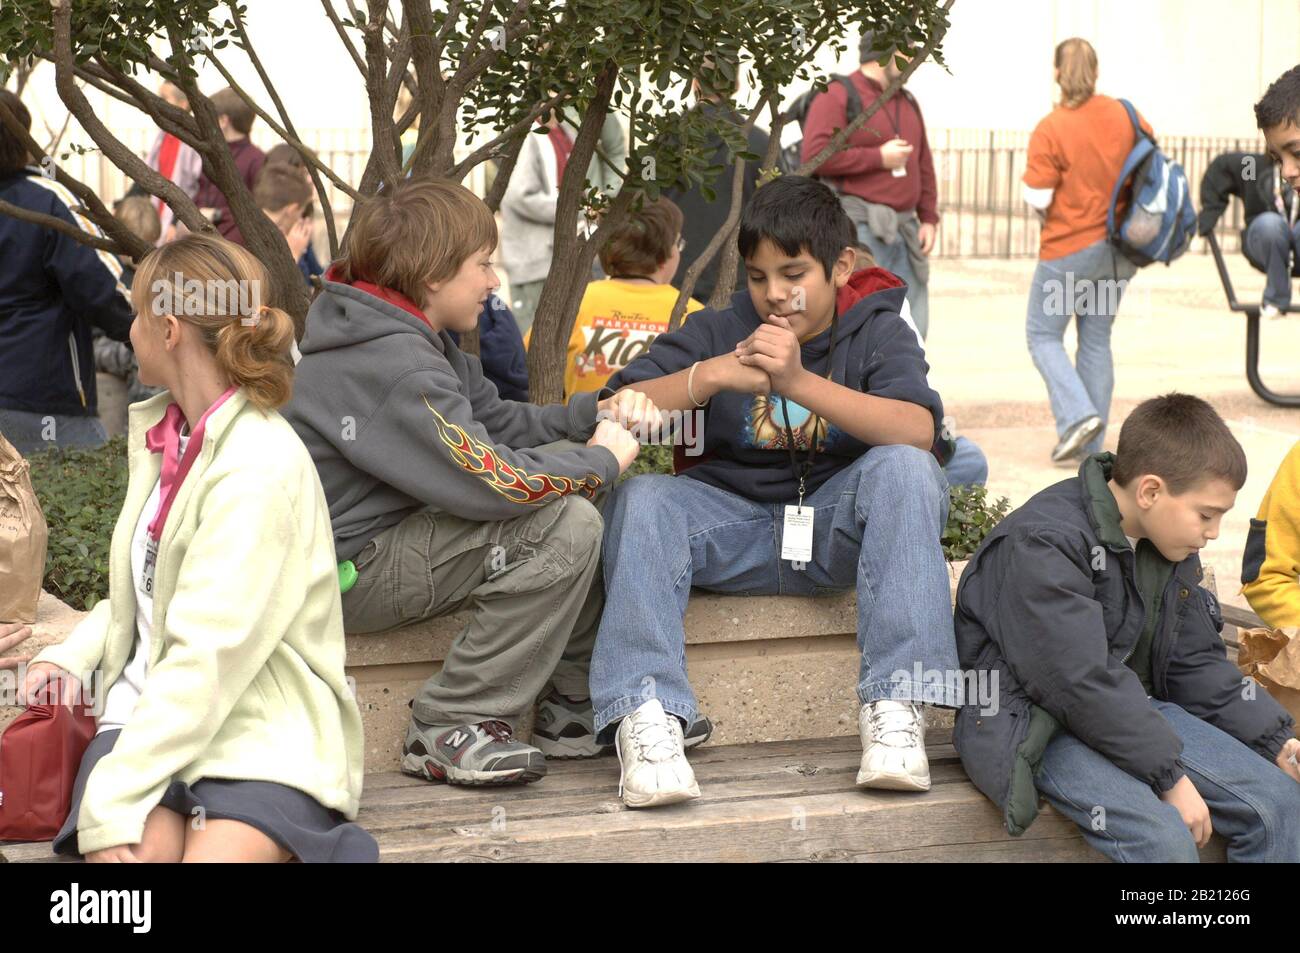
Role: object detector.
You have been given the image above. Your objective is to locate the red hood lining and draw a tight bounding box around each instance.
[323,263,433,329]
[835,266,905,314]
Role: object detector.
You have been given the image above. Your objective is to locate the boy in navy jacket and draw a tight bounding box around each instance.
[954,394,1300,861]
[590,175,961,807]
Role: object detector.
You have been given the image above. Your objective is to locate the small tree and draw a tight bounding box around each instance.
[0,0,952,402]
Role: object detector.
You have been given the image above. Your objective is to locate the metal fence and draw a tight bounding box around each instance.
[928,128,1264,259]
[56,126,1264,261]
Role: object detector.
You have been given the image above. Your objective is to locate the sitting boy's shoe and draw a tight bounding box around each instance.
[533,689,715,759]
[856,700,930,791]
[615,699,701,808]
[402,718,547,786]
[533,690,607,759]
[1262,301,1283,320]
[1050,415,1102,464]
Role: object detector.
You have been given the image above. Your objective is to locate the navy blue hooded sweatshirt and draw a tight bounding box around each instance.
[0,167,134,417]
[607,267,943,502]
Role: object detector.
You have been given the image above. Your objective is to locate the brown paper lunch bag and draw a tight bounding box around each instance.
[0,431,48,623]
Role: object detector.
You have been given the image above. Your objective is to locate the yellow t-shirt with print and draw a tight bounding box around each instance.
[555,280,703,396]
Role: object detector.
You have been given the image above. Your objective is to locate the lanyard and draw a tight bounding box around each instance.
[143,386,237,543]
[780,311,839,508]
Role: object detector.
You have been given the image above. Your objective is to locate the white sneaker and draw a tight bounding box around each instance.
[857,700,930,791]
[615,699,701,808]
[1262,302,1283,320]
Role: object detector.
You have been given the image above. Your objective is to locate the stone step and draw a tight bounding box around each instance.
[345,562,971,773]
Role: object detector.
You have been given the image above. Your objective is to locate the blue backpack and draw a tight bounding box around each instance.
[1106,99,1196,266]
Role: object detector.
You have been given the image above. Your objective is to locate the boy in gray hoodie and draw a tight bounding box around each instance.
[283,178,655,786]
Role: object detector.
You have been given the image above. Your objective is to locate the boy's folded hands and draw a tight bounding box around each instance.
[735,315,804,392]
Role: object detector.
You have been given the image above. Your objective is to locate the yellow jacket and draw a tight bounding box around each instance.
[1242,440,1300,629]
[34,389,364,853]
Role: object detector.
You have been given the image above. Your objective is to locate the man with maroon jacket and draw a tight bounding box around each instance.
[800,33,939,338]
[193,87,266,247]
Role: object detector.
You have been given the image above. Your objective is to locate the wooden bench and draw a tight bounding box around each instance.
[1,568,1252,863]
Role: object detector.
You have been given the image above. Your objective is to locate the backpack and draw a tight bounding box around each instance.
[1106,99,1196,267]
[777,75,865,175]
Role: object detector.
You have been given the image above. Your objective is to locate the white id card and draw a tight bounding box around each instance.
[781,505,814,562]
[891,166,907,178]
[140,538,158,596]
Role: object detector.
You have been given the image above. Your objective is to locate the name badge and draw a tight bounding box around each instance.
[781,505,814,562]
[140,538,158,596]
[891,166,907,178]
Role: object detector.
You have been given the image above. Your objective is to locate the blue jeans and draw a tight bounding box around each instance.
[1037,699,1300,863]
[1243,212,1300,310]
[857,222,929,339]
[1025,239,1137,455]
[590,445,963,739]
[944,435,988,487]
[0,409,107,456]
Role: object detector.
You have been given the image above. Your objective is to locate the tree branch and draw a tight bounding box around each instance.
[796,0,954,177]
[0,196,123,253]
[205,49,362,202]
[226,1,340,257]
[0,89,150,259]
[446,91,566,181]
[668,90,772,329]
[321,0,369,79]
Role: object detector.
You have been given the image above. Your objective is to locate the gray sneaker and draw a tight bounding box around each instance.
[532,690,714,759]
[402,718,547,785]
[1051,415,1103,463]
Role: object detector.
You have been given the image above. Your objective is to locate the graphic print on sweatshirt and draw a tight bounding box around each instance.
[743,394,840,451]
[422,397,603,504]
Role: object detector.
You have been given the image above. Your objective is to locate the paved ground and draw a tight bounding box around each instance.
[926,249,1300,614]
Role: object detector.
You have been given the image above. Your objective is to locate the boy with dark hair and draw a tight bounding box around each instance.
[589,174,960,807]
[1244,65,1300,318]
[283,178,657,786]
[193,87,266,246]
[954,393,1300,861]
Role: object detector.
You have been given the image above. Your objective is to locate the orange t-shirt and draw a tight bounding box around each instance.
[1024,95,1153,260]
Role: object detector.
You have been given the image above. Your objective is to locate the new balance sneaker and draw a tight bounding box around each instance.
[402,718,547,786]
[856,700,930,791]
[615,699,701,808]
[1050,415,1103,464]
[533,689,715,759]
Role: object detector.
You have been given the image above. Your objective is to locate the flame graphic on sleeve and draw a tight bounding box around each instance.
[422,397,603,505]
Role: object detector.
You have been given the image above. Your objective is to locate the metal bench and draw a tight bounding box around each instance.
[1205,229,1300,407]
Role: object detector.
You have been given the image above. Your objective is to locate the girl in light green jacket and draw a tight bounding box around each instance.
[25,234,374,863]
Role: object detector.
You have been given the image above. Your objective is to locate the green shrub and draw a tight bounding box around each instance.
[22,436,1009,612]
[26,437,129,611]
[943,482,1012,563]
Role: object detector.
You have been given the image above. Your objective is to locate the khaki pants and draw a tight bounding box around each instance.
[342,445,608,729]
